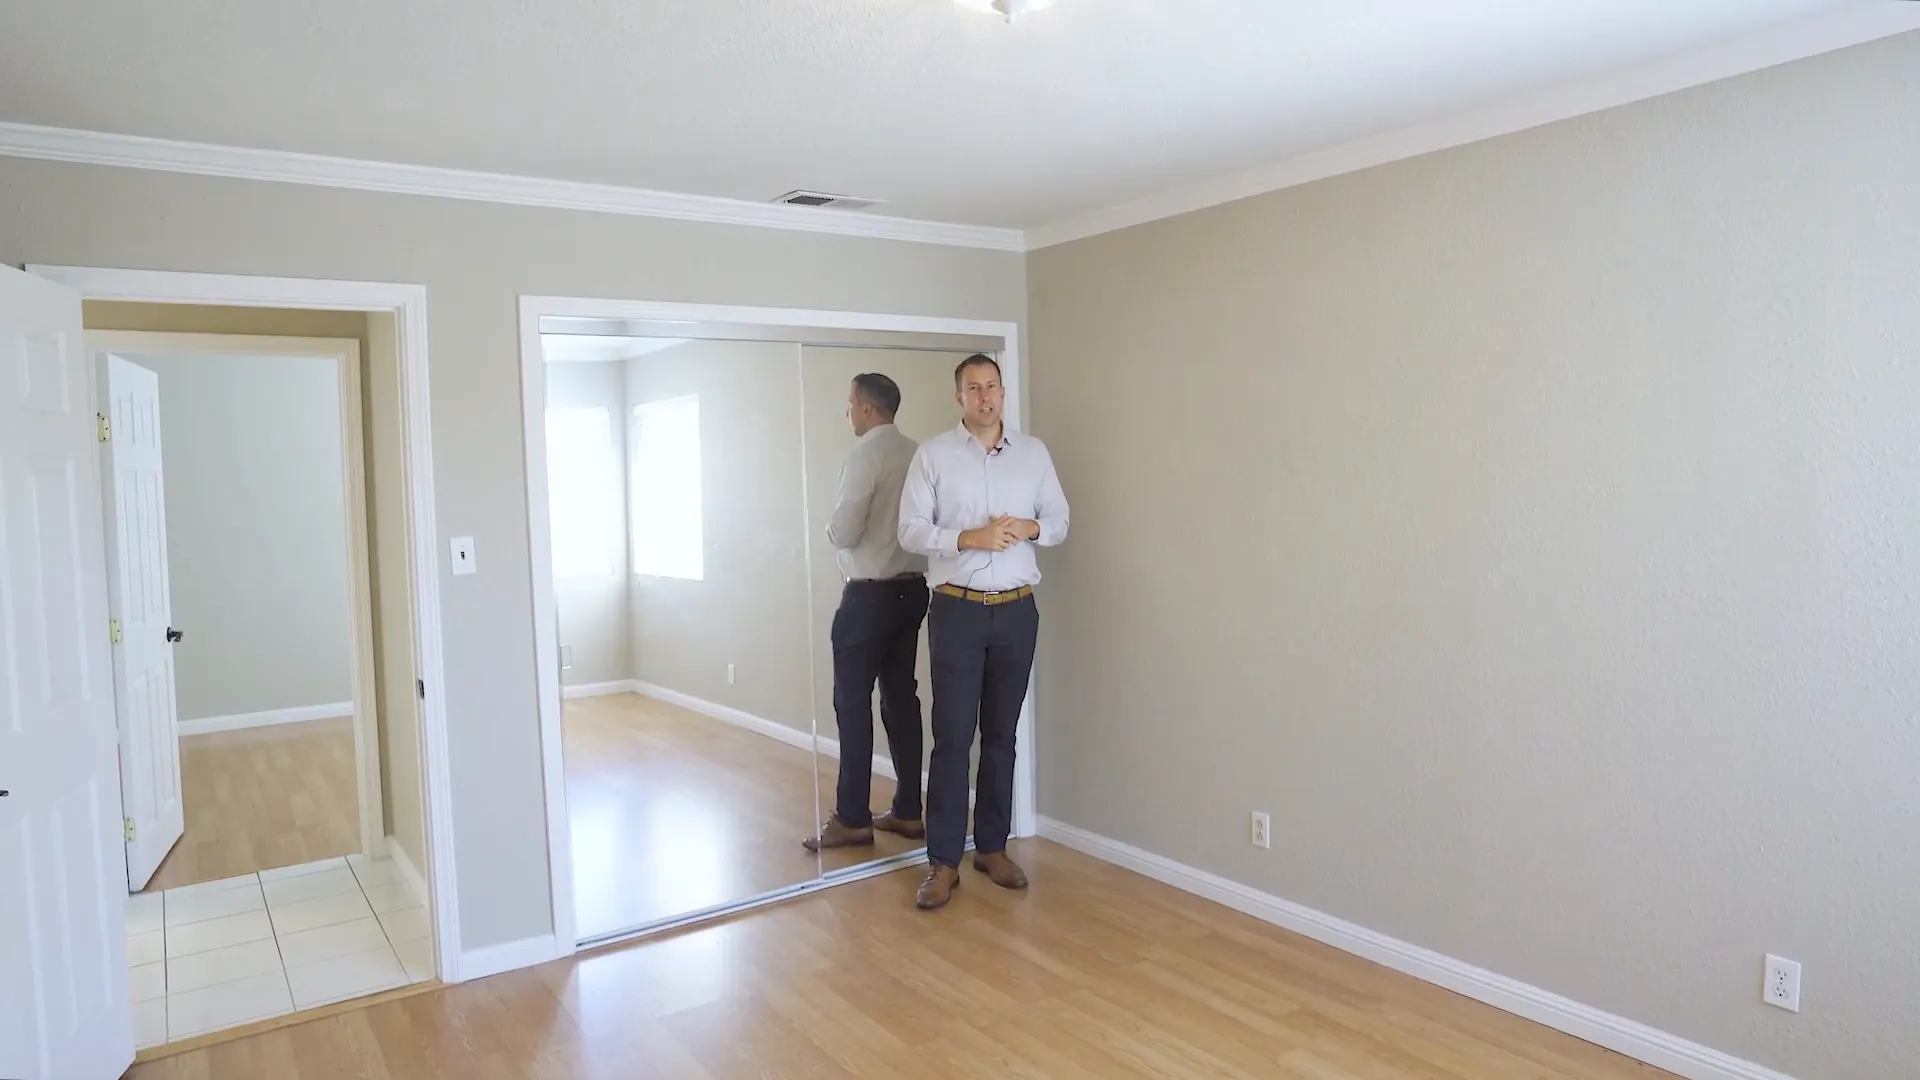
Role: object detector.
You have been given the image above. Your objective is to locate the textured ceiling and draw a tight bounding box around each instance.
[0,0,1867,229]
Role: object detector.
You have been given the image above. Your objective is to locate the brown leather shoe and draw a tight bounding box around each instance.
[971,851,1029,890]
[802,816,874,852]
[873,812,927,840]
[916,864,960,909]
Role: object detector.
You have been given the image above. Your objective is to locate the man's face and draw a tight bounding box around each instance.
[956,362,1003,431]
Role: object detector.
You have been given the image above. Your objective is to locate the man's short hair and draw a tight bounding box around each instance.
[954,353,1002,390]
[851,372,902,417]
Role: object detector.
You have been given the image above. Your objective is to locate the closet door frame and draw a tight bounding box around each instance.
[518,296,1029,955]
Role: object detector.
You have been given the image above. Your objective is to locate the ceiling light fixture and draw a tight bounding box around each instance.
[954,0,1056,24]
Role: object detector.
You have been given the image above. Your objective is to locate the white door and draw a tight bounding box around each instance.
[0,266,136,1078]
[100,353,186,890]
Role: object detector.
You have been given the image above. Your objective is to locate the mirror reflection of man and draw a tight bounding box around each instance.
[898,355,1069,910]
[805,374,931,853]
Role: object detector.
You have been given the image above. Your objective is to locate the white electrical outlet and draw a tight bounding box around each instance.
[727,663,737,685]
[1763,954,1802,1012]
[1250,811,1271,849]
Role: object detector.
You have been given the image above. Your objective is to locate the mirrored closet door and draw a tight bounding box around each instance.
[542,331,822,943]
[539,316,1003,946]
[799,346,985,876]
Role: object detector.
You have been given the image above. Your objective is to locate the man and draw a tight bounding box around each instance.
[898,354,1068,909]
[804,373,931,853]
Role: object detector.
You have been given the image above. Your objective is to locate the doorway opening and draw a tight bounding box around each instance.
[7,266,458,1071]
[88,320,436,1047]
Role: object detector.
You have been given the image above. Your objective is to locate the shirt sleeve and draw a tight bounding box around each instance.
[898,445,960,555]
[825,443,875,550]
[1032,446,1070,547]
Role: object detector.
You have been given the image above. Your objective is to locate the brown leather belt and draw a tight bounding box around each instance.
[934,584,1034,606]
[850,572,925,584]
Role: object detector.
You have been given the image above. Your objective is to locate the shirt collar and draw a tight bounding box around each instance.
[857,422,895,442]
[956,421,1010,453]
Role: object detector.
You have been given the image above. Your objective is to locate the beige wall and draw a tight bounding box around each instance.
[545,359,632,688]
[1028,32,1920,1080]
[626,339,815,730]
[126,351,353,720]
[0,157,1028,952]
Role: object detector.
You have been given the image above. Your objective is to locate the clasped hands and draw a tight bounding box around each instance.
[959,515,1039,552]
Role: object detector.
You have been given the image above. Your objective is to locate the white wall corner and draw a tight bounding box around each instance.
[383,835,432,912]
[1035,818,1804,1080]
[456,934,563,983]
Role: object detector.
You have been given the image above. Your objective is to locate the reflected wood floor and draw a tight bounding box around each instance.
[563,692,927,940]
[129,839,1672,1080]
[145,716,360,892]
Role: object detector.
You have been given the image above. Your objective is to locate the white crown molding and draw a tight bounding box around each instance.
[0,121,1026,252]
[1027,5,1920,249]
[6,6,1910,257]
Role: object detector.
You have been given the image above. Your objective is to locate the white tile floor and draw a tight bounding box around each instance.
[125,853,434,1049]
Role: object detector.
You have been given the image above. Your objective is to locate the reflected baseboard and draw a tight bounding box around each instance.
[579,841,969,953]
[562,679,642,700]
[631,680,900,781]
[626,681,972,809]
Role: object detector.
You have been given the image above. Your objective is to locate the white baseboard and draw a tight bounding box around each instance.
[177,701,352,736]
[457,934,561,983]
[383,835,431,912]
[629,682,963,807]
[1036,818,1800,1080]
[562,679,640,700]
[631,680,898,779]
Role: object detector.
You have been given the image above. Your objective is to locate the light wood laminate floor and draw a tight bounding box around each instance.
[129,838,1672,1080]
[563,693,933,941]
[145,717,361,893]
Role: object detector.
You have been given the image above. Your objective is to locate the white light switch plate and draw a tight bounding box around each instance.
[450,536,477,576]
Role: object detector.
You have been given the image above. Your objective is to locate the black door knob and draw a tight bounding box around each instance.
[166,628,184,643]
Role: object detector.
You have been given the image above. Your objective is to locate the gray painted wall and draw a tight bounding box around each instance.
[626,340,815,731]
[0,156,1027,952]
[1027,31,1920,1080]
[130,352,353,721]
[545,359,632,688]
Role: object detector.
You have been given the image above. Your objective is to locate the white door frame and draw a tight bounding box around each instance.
[518,294,1035,954]
[27,265,462,985]
[87,330,386,864]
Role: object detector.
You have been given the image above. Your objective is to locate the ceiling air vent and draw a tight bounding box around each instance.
[772,190,881,211]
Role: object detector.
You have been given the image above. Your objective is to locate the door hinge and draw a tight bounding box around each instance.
[123,818,135,842]
[417,678,426,701]
[109,619,123,644]
[97,413,111,443]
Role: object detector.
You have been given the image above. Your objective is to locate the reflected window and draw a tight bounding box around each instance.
[546,405,620,579]
[630,395,705,581]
